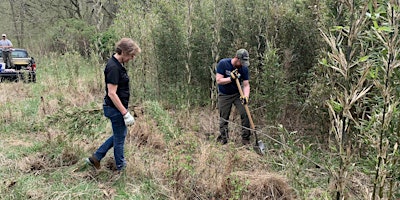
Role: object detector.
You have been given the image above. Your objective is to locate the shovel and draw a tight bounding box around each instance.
[235,78,265,155]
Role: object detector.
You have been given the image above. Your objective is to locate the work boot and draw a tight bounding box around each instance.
[85,155,101,169]
[216,135,228,145]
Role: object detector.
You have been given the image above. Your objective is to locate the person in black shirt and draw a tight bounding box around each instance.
[86,38,141,172]
[215,49,251,145]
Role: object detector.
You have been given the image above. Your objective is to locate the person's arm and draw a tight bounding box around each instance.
[107,83,128,115]
[242,80,250,97]
[216,73,233,85]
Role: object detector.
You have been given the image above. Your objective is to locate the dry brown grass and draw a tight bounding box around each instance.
[119,106,295,199]
[0,82,33,102]
[40,81,102,114]
[232,171,294,199]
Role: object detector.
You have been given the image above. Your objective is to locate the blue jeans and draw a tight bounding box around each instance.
[94,105,127,171]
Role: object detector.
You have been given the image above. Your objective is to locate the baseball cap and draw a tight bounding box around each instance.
[2,34,6,37]
[236,49,250,67]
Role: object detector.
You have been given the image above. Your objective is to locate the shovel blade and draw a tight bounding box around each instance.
[253,140,265,155]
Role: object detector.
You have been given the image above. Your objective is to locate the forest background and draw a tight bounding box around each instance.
[0,0,399,199]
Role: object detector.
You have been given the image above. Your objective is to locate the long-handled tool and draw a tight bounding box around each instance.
[235,78,265,155]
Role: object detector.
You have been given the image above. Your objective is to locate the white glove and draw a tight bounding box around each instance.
[123,111,135,126]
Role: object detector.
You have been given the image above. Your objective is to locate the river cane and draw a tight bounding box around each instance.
[235,78,265,155]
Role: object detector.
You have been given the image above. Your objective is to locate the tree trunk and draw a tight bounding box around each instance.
[210,0,221,109]
[9,0,23,47]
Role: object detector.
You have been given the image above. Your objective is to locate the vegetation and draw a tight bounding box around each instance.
[0,0,399,199]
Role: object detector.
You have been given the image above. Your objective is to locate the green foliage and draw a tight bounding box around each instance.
[49,19,96,56]
[229,176,249,200]
[112,0,163,104]
[271,124,331,198]
[273,5,321,86]
[144,101,181,141]
[316,1,400,198]
[99,0,324,111]
[45,106,106,139]
[39,51,102,87]
[252,47,290,122]
[91,28,118,60]
[152,1,188,107]
[185,1,215,106]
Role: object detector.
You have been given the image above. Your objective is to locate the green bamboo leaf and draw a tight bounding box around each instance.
[367,1,373,16]
[373,21,379,28]
[369,70,377,79]
[377,26,393,32]
[320,58,328,66]
[331,26,344,32]
[359,56,369,62]
[329,100,343,112]
[381,49,388,56]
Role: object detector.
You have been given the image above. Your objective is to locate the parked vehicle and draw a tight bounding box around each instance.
[0,48,36,83]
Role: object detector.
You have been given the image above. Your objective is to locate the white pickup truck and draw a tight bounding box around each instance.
[0,48,36,82]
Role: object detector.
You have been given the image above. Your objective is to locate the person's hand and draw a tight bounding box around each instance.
[230,69,241,82]
[240,96,249,105]
[123,111,135,126]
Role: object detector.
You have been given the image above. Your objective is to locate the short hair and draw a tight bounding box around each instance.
[115,38,141,55]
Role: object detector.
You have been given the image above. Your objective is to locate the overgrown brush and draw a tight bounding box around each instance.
[45,105,105,139]
[317,1,400,199]
[137,101,294,199]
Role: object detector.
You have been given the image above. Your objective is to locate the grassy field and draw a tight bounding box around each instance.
[0,53,367,200]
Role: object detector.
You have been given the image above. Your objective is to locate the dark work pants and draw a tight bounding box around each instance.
[2,51,13,69]
[218,93,251,140]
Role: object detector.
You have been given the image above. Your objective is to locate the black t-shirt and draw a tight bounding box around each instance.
[103,55,130,108]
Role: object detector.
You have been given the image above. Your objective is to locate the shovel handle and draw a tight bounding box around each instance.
[235,78,264,155]
[234,78,255,130]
